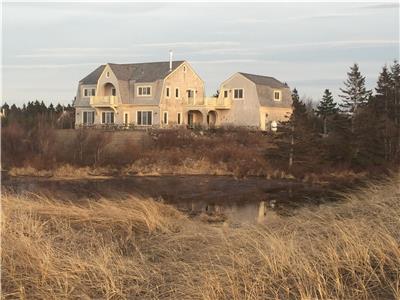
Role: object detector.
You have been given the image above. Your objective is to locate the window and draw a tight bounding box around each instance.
[101,112,114,124]
[138,86,151,96]
[137,111,152,126]
[183,66,186,72]
[233,89,244,99]
[274,91,281,101]
[177,112,182,125]
[83,88,96,97]
[123,112,129,125]
[163,111,168,125]
[223,90,228,98]
[106,71,110,78]
[83,111,95,124]
[187,90,194,98]
[166,87,170,98]
[111,88,116,96]
[175,88,180,98]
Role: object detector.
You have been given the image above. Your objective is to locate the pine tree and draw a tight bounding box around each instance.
[316,89,338,135]
[339,63,371,115]
[390,60,400,159]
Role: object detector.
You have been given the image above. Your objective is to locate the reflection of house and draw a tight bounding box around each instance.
[74,57,292,130]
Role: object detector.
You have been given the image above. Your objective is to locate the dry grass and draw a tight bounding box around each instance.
[2,175,400,299]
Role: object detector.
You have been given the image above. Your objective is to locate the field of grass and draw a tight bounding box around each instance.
[2,175,399,299]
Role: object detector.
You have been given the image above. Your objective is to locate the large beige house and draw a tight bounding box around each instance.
[73,59,292,130]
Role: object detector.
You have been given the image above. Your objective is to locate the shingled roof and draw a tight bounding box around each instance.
[79,61,185,84]
[239,72,288,88]
[79,65,106,84]
[109,61,185,82]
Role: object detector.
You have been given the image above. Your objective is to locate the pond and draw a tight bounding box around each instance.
[3,175,342,223]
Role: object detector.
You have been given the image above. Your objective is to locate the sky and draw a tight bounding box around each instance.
[1,2,399,106]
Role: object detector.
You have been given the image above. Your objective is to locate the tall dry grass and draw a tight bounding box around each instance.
[2,176,400,299]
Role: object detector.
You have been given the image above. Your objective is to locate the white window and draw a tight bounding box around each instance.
[177,112,182,125]
[123,112,129,125]
[223,90,228,98]
[163,111,168,125]
[83,88,96,97]
[137,86,152,96]
[82,111,95,124]
[274,90,281,101]
[137,111,152,126]
[175,88,180,99]
[233,88,244,99]
[187,89,195,98]
[101,112,114,124]
[166,87,170,98]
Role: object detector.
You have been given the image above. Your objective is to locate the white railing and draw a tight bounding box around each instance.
[90,96,118,106]
[186,96,231,109]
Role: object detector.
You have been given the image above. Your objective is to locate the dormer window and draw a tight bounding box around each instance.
[274,90,281,101]
[138,86,152,96]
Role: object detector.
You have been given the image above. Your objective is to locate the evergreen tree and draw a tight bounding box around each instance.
[339,63,371,115]
[316,89,338,135]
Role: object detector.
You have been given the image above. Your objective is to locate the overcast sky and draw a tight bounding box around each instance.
[2,2,399,106]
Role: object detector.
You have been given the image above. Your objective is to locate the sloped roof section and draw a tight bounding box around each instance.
[239,72,288,88]
[108,61,185,82]
[79,65,106,84]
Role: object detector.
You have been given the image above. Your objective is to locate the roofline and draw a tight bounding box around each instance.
[219,72,256,88]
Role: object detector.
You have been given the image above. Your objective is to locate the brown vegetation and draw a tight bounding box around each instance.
[2,175,399,299]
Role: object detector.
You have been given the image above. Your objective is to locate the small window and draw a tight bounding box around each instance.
[223,90,228,98]
[274,91,281,101]
[106,71,110,78]
[124,112,129,125]
[183,66,186,72]
[84,89,88,97]
[83,111,95,124]
[101,112,114,124]
[187,90,194,98]
[177,112,182,125]
[91,89,96,96]
[166,87,170,98]
[111,88,116,96]
[137,111,152,126]
[233,89,244,99]
[175,88,180,98]
[163,111,168,125]
[138,86,151,96]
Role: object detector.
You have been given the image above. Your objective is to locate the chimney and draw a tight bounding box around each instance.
[169,50,173,71]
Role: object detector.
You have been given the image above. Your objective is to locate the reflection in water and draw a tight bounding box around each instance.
[178,199,278,224]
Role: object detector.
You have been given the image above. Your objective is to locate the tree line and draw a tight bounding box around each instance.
[1,100,75,129]
[270,60,400,174]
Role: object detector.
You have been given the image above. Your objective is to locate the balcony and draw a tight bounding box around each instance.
[186,97,231,109]
[90,96,119,107]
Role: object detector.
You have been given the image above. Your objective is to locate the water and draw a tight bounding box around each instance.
[2,175,341,223]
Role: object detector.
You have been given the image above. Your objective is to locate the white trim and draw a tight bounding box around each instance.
[177,112,182,125]
[136,110,153,126]
[101,111,115,124]
[233,88,244,100]
[137,86,152,97]
[175,87,180,99]
[123,111,130,125]
[165,86,171,99]
[273,90,282,101]
[163,111,169,125]
[82,110,95,124]
[82,86,96,98]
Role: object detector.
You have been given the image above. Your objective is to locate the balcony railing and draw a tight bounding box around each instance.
[90,96,118,106]
[186,97,231,109]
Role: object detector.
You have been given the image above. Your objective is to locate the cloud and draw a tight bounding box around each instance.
[132,41,240,48]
